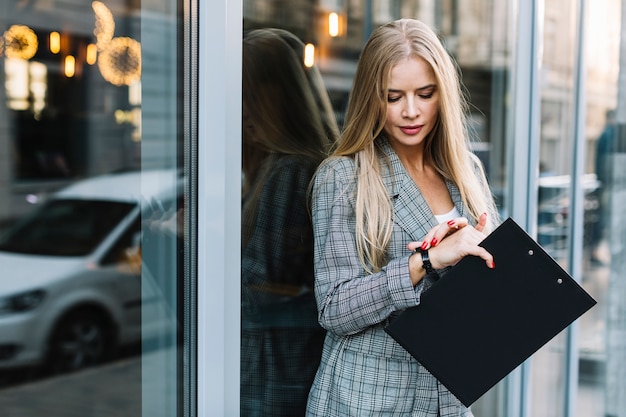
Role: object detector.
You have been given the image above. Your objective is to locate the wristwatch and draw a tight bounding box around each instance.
[419,248,438,276]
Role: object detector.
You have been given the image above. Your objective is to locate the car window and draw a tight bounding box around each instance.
[0,199,135,256]
[101,216,141,268]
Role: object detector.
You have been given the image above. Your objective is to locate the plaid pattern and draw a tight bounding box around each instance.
[241,155,326,416]
[306,138,474,416]
[241,326,325,416]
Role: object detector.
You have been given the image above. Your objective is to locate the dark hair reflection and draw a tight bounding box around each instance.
[240,28,338,416]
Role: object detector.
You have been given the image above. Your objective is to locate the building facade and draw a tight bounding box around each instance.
[0,0,625,416]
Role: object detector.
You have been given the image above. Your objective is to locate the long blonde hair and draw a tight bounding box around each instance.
[329,18,498,272]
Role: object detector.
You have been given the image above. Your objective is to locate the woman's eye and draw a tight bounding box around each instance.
[419,92,434,99]
[387,96,401,103]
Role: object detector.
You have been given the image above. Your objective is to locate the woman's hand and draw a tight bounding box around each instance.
[406,213,495,270]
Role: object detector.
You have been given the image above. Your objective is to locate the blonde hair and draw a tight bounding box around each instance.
[329,18,498,272]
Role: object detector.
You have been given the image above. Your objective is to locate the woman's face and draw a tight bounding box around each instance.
[383,55,439,150]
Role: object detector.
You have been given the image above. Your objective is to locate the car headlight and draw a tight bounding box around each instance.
[0,289,46,314]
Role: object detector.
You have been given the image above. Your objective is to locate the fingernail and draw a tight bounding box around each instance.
[491,261,496,269]
[447,220,455,226]
[421,241,428,250]
[431,238,438,246]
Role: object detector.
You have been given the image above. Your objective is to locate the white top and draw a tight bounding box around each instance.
[434,206,461,224]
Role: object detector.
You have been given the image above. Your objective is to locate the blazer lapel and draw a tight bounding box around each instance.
[377,137,466,242]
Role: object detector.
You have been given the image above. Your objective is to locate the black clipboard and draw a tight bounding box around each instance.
[384,217,597,407]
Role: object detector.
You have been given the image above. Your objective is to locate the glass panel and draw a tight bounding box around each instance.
[242,1,514,415]
[533,1,578,416]
[0,199,134,256]
[0,1,188,417]
[580,1,625,417]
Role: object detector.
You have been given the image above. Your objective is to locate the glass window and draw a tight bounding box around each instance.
[579,1,625,417]
[533,1,626,417]
[0,199,134,256]
[533,2,578,416]
[241,1,515,415]
[0,2,189,416]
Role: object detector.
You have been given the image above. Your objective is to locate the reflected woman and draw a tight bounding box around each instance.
[241,28,339,416]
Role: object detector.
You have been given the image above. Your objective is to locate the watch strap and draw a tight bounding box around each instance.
[419,248,438,277]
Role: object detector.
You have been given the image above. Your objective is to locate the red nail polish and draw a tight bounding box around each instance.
[491,261,496,269]
[421,241,428,250]
[431,238,437,246]
[447,220,455,226]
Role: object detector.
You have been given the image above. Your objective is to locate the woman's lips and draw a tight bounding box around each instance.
[400,125,423,135]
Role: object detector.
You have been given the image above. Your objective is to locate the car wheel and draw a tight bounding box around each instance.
[46,309,115,374]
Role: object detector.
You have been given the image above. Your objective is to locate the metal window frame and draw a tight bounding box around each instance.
[564,0,587,415]
[507,0,588,416]
[506,0,543,414]
[183,1,199,416]
[196,0,242,416]
[193,0,587,415]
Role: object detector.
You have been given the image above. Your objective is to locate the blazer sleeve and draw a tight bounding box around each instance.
[311,158,423,336]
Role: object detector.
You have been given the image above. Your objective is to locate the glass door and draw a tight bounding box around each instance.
[240,1,516,415]
[0,1,189,416]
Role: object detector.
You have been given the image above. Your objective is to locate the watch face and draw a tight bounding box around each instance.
[4,24,39,60]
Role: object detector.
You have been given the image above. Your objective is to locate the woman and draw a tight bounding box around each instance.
[241,28,339,416]
[306,19,499,416]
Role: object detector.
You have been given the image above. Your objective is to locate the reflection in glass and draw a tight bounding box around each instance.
[3,25,38,60]
[0,199,133,256]
[0,1,185,415]
[93,0,116,48]
[241,28,338,416]
[531,0,579,415]
[5,58,30,111]
[0,170,179,380]
[582,2,626,417]
[49,32,60,54]
[534,1,626,417]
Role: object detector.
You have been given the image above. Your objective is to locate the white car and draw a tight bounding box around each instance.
[0,169,181,374]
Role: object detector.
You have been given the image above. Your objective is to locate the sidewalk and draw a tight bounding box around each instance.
[0,356,141,417]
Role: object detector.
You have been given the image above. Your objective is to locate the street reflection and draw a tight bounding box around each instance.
[0,170,180,387]
[0,1,181,416]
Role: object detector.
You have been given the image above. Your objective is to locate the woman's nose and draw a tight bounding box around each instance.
[402,97,419,118]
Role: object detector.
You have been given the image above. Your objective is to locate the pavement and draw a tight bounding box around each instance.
[0,356,142,417]
[0,344,182,417]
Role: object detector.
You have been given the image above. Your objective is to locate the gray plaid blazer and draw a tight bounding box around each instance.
[306,137,475,416]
